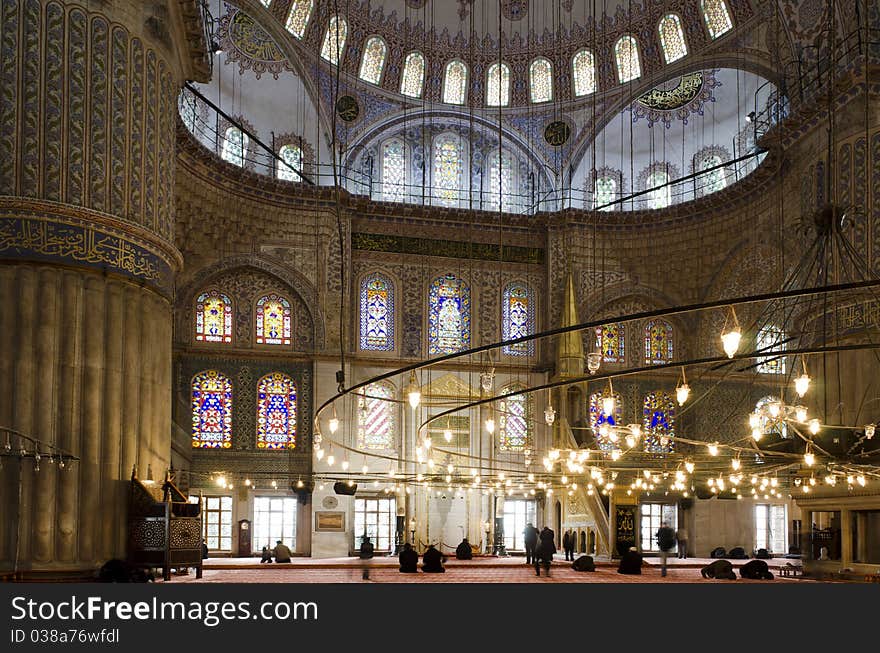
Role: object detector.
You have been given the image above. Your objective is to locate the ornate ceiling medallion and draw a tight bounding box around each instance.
[336,95,360,122]
[501,0,529,21]
[544,120,571,147]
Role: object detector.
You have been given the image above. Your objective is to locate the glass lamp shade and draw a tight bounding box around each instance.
[485,418,496,434]
[808,419,821,435]
[676,383,690,406]
[443,429,453,443]
[544,405,556,425]
[721,329,741,358]
[794,374,811,398]
[708,443,719,456]
[587,353,602,375]
[685,460,695,474]
[866,423,876,439]
[480,371,494,393]
[795,406,808,422]
[328,416,339,434]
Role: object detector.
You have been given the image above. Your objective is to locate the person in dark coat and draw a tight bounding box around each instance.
[534,526,557,576]
[701,559,736,580]
[422,544,446,573]
[740,559,774,579]
[617,547,643,575]
[571,555,595,572]
[359,535,375,580]
[655,522,676,577]
[455,538,473,560]
[562,529,575,561]
[260,545,273,563]
[523,522,539,564]
[399,543,418,573]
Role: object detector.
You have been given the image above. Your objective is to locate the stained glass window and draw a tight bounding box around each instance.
[428,273,470,355]
[572,49,596,96]
[256,372,296,449]
[277,144,302,181]
[643,391,675,453]
[502,282,534,356]
[381,139,406,202]
[702,0,733,39]
[499,387,531,452]
[486,62,511,107]
[487,151,513,212]
[357,382,396,450]
[320,15,347,64]
[589,391,622,452]
[400,51,426,98]
[614,36,641,83]
[596,323,625,363]
[756,396,788,438]
[432,134,463,207]
[359,36,387,84]
[594,175,617,210]
[644,320,673,364]
[756,325,786,374]
[699,154,727,194]
[255,294,292,345]
[529,58,553,103]
[360,273,394,351]
[285,0,313,38]
[443,60,468,105]
[658,14,687,64]
[646,168,671,209]
[220,127,247,167]
[191,370,232,448]
[195,290,232,343]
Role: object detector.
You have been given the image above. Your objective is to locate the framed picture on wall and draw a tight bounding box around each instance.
[315,511,345,532]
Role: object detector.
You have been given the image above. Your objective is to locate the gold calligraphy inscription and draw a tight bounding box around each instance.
[838,301,880,331]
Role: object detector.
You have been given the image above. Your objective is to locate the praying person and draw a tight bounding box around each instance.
[422,544,446,573]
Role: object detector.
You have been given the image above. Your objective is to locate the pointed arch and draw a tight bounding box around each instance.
[400,51,426,98]
[192,370,233,448]
[256,372,297,449]
[486,61,511,107]
[428,273,470,355]
[529,57,553,103]
[285,0,314,38]
[359,36,388,85]
[572,49,596,96]
[502,281,534,356]
[658,14,688,64]
[360,272,395,351]
[499,384,533,452]
[442,60,468,105]
[321,15,347,64]
[255,293,292,345]
[357,381,397,450]
[614,35,641,83]
[589,390,623,452]
[195,290,233,343]
[645,319,674,364]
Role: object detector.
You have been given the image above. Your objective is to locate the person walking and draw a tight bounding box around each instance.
[675,526,689,559]
[523,522,539,565]
[656,522,676,577]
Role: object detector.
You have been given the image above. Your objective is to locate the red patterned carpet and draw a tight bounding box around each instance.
[163,555,821,584]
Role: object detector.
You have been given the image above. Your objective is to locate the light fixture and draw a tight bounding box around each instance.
[424,435,432,449]
[767,401,781,419]
[685,460,695,474]
[708,443,719,456]
[720,307,741,358]
[587,352,601,375]
[341,460,349,471]
[731,458,741,471]
[485,417,496,434]
[316,447,325,460]
[443,428,453,443]
[216,475,226,487]
[602,394,615,418]
[749,413,760,429]
[362,464,369,474]
[808,419,821,435]
[544,388,556,425]
[865,423,876,439]
[328,405,340,434]
[406,371,421,409]
[745,110,756,123]
[296,478,304,489]
[245,478,251,487]
[480,367,495,393]
[794,359,811,398]
[675,367,690,406]
[752,426,764,441]
[804,450,815,466]
[795,406,808,422]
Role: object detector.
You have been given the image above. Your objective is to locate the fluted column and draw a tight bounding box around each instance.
[0,0,189,574]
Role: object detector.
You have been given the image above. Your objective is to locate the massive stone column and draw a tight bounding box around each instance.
[0,0,201,575]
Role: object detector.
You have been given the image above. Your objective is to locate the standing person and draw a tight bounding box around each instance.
[534,526,557,577]
[675,526,689,559]
[523,522,539,565]
[656,522,676,577]
[562,529,575,561]
[359,535,375,580]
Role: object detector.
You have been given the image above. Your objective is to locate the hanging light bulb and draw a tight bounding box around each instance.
[485,417,495,434]
[544,404,556,426]
[587,352,601,375]
[749,413,761,429]
[804,450,815,466]
[675,367,690,406]
[685,460,695,474]
[361,464,369,475]
[794,359,811,398]
[549,449,560,460]
[443,429,453,443]
[341,460,349,471]
[731,458,741,471]
[721,328,741,358]
[326,452,335,467]
[406,370,421,409]
[752,427,763,441]
[766,400,781,419]
[808,419,820,435]
[271,479,278,489]
[865,423,876,439]
[795,406,808,423]
[708,443,719,456]
[296,478,305,489]
[316,447,325,461]
[424,435,432,449]
[245,478,251,487]
[328,405,339,434]
[216,475,226,487]
[480,368,494,393]
[857,475,866,487]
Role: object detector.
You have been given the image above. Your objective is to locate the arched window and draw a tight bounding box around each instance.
[614,36,641,83]
[256,372,296,449]
[643,391,675,453]
[428,273,470,355]
[359,36,387,84]
[320,15,347,64]
[360,273,394,351]
[756,395,788,438]
[572,49,596,96]
[277,144,303,181]
[285,0,313,38]
[381,139,406,202]
[400,51,426,98]
[658,14,687,64]
[645,319,673,364]
[192,370,232,448]
[443,60,468,105]
[596,323,625,363]
[646,167,671,209]
[589,391,622,452]
[195,290,232,343]
[502,282,534,356]
[220,127,247,167]
[486,150,513,212]
[499,386,532,452]
[432,133,464,207]
[529,57,553,103]
[255,294,292,345]
[594,174,618,210]
[357,381,396,450]
[701,0,733,39]
[756,325,786,374]
[698,153,727,195]
[486,62,511,107]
